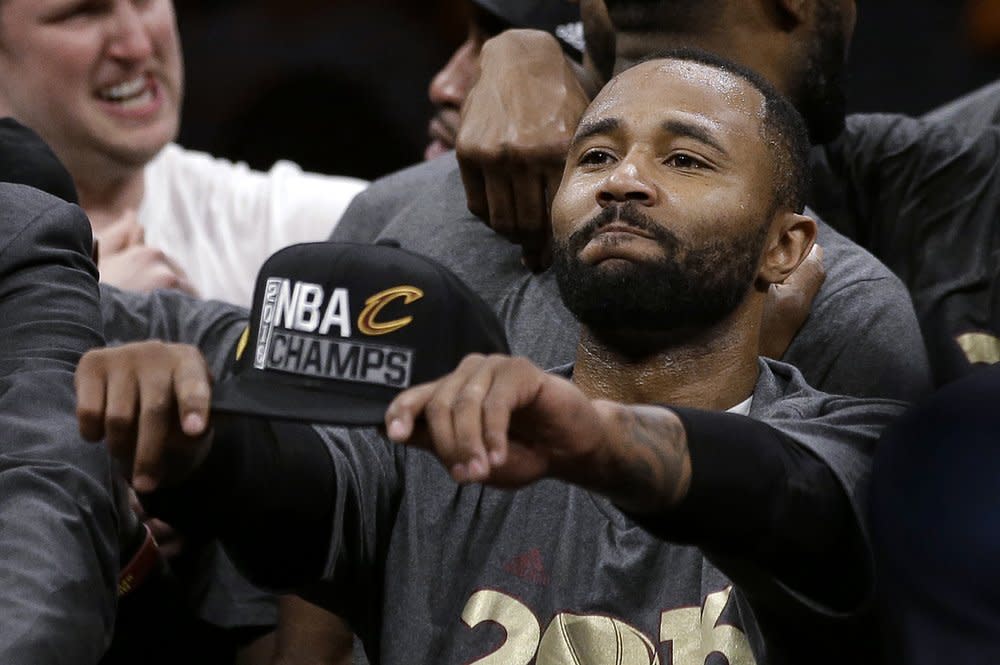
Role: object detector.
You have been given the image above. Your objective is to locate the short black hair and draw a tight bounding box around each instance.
[603,0,721,34]
[628,48,811,213]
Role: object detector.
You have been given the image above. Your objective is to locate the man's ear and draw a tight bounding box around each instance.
[757,211,817,286]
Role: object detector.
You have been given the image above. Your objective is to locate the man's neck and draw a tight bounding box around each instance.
[572,306,762,411]
[77,167,146,232]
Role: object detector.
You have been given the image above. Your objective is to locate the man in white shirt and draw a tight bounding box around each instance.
[0,0,366,307]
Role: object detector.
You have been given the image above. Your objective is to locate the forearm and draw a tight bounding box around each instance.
[576,403,866,609]
[141,419,335,590]
[569,402,692,515]
[101,284,248,379]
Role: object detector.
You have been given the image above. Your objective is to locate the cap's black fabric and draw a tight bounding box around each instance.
[212,242,509,425]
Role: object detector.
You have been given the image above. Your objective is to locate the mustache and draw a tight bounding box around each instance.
[566,203,681,255]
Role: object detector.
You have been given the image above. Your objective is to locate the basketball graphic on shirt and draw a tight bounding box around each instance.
[536,613,660,664]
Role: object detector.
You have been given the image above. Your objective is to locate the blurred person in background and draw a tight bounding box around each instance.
[0,0,367,307]
[425,0,583,160]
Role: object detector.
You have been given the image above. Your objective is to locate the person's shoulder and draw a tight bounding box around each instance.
[332,153,467,244]
[754,358,907,422]
[366,153,460,197]
[811,213,899,285]
[355,152,462,214]
[0,183,90,255]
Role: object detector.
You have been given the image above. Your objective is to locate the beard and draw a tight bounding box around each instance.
[553,202,768,354]
[796,0,850,144]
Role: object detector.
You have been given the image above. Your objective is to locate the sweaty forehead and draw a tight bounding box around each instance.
[581,59,766,139]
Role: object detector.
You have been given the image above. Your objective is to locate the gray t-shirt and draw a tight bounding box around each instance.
[330,154,931,403]
[303,359,904,665]
[810,113,1000,386]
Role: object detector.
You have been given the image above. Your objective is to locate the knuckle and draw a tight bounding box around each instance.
[455,385,486,407]
[457,353,485,370]
[104,411,134,437]
[425,397,453,422]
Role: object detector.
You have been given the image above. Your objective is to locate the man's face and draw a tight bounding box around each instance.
[551,60,776,347]
[0,0,183,172]
[425,2,507,160]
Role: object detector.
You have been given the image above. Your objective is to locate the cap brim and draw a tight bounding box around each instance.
[211,375,392,426]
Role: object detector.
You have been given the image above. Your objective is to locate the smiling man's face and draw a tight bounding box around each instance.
[550,58,780,342]
[0,0,183,174]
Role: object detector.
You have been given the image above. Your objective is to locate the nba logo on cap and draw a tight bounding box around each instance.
[213,242,509,425]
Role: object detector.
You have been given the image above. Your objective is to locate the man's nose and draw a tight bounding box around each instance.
[596,158,657,207]
[428,39,480,109]
[107,2,155,61]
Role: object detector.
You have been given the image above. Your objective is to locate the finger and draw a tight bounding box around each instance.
[458,159,489,221]
[422,361,480,481]
[125,222,145,248]
[97,220,136,254]
[103,364,139,472]
[785,243,826,294]
[480,360,541,468]
[133,368,175,492]
[544,167,563,225]
[75,353,109,442]
[385,381,440,446]
[483,167,516,239]
[451,357,505,481]
[423,354,491,481]
[172,349,213,437]
[511,172,547,252]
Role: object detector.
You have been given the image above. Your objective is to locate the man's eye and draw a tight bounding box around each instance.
[665,153,705,169]
[579,149,615,166]
[50,1,108,21]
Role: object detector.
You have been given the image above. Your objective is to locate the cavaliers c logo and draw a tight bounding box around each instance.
[357,286,424,336]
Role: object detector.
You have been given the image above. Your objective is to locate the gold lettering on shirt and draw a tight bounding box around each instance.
[463,589,539,665]
[660,586,756,665]
[537,613,660,664]
[460,586,756,664]
[956,332,1000,365]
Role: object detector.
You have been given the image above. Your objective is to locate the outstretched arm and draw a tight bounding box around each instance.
[385,354,867,611]
[76,342,396,594]
[0,188,118,664]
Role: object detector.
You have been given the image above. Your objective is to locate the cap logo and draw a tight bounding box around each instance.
[357,286,424,336]
[235,327,250,360]
[250,277,421,389]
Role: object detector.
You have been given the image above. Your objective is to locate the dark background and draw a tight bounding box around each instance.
[173,0,1000,182]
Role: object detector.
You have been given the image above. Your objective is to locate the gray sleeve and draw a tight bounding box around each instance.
[101,285,249,379]
[810,113,1000,284]
[328,154,461,245]
[297,426,402,646]
[780,217,932,403]
[922,79,1000,133]
[783,272,932,403]
[0,191,118,664]
[809,114,1000,384]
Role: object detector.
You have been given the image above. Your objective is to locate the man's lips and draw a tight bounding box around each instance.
[425,113,459,160]
[592,222,654,240]
[578,220,661,264]
[428,111,458,147]
[94,73,164,119]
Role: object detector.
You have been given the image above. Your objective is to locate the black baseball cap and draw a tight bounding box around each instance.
[473,0,584,57]
[212,242,509,425]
